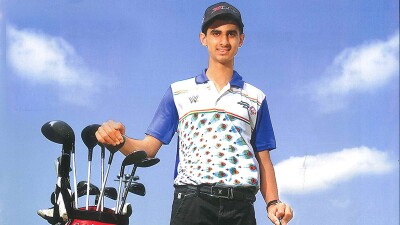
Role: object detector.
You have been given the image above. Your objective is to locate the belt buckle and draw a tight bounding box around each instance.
[210,186,233,199]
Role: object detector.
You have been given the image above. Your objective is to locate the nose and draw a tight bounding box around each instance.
[220,34,229,46]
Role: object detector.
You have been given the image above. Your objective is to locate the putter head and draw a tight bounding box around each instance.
[136,158,160,168]
[41,120,75,146]
[81,124,101,150]
[128,182,146,196]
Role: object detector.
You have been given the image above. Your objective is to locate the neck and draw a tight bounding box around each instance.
[206,61,234,92]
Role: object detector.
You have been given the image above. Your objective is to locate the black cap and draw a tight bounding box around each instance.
[201,2,244,33]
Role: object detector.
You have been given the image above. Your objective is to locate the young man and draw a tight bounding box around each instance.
[96,2,293,225]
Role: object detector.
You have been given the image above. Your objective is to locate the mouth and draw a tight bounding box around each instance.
[217,48,230,55]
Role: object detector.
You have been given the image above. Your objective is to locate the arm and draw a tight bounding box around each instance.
[95,120,162,158]
[255,150,293,225]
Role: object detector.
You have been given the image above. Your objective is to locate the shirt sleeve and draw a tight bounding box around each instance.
[146,86,178,144]
[250,97,276,152]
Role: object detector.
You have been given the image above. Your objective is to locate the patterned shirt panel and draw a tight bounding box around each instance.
[169,72,275,188]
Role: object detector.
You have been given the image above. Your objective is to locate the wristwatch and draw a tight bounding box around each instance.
[267,199,282,209]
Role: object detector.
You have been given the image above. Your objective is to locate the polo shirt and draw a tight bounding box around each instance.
[146,70,276,188]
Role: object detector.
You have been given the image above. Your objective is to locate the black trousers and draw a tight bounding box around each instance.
[170,186,257,225]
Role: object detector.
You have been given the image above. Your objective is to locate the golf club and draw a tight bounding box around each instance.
[116,151,147,213]
[118,157,159,214]
[96,137,126,211]
[81,124,101,210]
[42,120,75,178]
[41,120,76,212]
[99,142,106,210]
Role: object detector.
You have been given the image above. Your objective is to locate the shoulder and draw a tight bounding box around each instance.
[242,82,266,101]
[171,77,197,93]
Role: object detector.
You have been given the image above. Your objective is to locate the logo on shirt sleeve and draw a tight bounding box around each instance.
[238,101,256,116]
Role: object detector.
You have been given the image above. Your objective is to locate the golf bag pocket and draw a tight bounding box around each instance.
[68,206,129,225]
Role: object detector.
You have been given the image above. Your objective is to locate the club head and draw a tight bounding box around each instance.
[123,151,147,166]
[104,187,118,200]
[76,181,100,197]
[128,182,146,196]
[81,124,101,150]
[104,144,123,154]
[136,158,160,168]
[41,120,75,146]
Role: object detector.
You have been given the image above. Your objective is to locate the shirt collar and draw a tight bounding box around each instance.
[195,69,244,88]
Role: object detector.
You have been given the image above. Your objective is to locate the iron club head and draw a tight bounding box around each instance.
[76,181,100,198]
[136,158,160,168]
[128,182,146,196]
[104,187,118,200]
[123,151,147,167]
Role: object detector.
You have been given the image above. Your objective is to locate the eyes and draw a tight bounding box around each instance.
[210,30,238,38]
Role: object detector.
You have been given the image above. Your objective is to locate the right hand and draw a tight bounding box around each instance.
[95,120,126,146]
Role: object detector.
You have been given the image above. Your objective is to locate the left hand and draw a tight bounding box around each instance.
[267,202,293,225]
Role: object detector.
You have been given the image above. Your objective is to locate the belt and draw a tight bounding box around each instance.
[175,185,256,202]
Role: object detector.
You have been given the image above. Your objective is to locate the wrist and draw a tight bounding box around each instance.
[266,199,282,210]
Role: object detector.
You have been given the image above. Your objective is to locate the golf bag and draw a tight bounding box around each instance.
[39,121,143,225]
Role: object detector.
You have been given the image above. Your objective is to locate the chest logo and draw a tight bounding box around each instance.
[237,101,249,109]
[189,95,199,103]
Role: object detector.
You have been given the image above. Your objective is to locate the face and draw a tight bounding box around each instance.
[200,20,244,66]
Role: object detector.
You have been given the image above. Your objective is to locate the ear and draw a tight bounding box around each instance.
[199,32,207,47]
[239,33,245,47]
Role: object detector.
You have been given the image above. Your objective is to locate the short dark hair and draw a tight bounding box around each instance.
[201,14,244,35]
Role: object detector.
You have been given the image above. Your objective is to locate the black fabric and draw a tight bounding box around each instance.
[170,187,256,225]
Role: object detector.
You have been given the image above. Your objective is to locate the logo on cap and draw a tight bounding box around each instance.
[212,5,237,14]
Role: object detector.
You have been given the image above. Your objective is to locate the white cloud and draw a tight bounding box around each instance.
[275,146,396,195]
[6,25,99,106]
[312,31,399,112]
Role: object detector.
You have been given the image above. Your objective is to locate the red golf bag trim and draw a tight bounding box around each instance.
[67,206,129,225]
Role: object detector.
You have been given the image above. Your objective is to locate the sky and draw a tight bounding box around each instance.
[0,1,399,225]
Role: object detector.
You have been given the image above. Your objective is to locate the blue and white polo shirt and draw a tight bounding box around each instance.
[146,70,276,188]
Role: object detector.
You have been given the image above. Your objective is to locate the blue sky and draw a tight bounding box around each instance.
[0,1,399,225]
